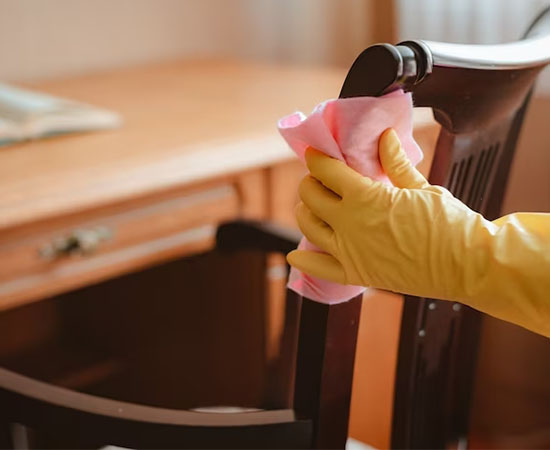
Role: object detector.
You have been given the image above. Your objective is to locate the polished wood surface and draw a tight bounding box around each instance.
[0,60,436,233]
[0,60,343,232]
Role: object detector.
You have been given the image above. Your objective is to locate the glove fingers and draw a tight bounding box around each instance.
[305,147,366,197]
[299,175,340,224]
[379,128,429,189]
[287,250,347,285]
[295,202,336,255]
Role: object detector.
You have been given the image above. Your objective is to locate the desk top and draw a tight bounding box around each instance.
[0,60,434,232]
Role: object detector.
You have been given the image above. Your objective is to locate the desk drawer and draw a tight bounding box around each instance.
[0,184,239,310]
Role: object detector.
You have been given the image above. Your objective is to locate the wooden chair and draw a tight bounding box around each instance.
[0,220,362,449]
[340,6,550,449]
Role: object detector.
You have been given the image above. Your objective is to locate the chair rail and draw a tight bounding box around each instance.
[0,367,297,427]
[424,34,550,71]
[427,5,550,70]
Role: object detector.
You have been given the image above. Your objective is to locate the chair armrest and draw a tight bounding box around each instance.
[216,220,301,255]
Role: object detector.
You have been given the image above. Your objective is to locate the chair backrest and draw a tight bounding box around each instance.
[0,220,361,449]
[339,7,550,449]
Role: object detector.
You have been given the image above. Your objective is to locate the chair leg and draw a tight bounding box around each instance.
[294,295,363,449]
[0,421,13,449]
[263,291,302,409]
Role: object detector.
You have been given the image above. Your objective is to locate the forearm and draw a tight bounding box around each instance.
[460,213,550,337]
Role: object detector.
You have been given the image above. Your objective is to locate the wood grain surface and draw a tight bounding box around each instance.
[0,60,345,232]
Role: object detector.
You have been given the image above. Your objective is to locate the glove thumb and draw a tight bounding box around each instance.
[379,128,429,189]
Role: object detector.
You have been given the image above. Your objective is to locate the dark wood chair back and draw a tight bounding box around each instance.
[340,7,550,449]
[0,220,362,449]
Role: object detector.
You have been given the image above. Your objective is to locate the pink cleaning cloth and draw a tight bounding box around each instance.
[278,89,422,304]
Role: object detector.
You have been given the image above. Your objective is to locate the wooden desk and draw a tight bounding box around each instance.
[0,60,438,447]
[0,60,333,309]
[0,59,437,311]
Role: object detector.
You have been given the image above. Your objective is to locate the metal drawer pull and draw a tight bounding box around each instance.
[39,226,112,260]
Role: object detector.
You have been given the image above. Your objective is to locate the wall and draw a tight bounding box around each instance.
[0,0,379,82]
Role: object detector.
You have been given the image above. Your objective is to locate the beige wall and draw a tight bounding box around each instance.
[503,96,550,214]
[0,0,378,82]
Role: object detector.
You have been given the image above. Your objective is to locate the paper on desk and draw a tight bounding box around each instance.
[0,83,122,146]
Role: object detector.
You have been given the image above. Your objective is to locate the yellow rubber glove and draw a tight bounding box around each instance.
[288,129,550,337]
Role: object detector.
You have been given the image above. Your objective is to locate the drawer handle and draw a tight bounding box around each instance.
[39,226,113,260]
